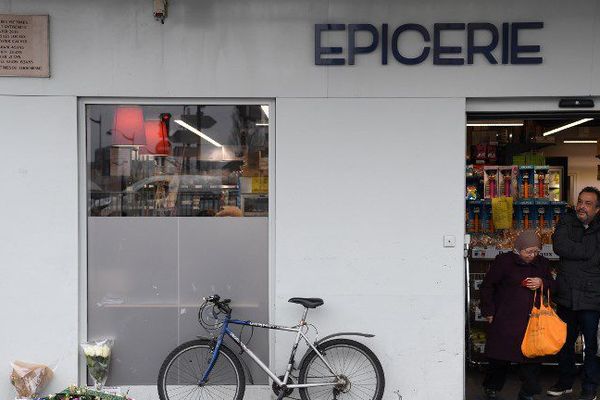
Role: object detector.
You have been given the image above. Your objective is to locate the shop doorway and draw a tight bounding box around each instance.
[464,112,600,399]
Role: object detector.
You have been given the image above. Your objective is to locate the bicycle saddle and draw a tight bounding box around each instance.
[288,297,324,308]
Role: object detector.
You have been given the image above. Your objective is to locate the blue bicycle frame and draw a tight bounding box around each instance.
[199,311,341,390]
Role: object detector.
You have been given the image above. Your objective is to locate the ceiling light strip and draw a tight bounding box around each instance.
[466,123,524,127]
[563,140,597,144]
[174,120,223,147]
[542,118,594,137]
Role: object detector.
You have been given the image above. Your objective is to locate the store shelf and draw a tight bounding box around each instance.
[540,244,559,260]
[471,247,511,259]
[471,244,558,260]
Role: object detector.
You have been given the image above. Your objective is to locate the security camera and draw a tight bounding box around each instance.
[153,0,168,24]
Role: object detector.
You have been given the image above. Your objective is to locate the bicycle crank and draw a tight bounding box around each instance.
[272,375,294,398]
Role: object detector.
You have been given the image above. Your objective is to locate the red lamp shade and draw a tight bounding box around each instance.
[112,106,146,146]
[143,119,171,155]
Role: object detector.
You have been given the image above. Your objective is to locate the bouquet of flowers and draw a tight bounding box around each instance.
[38,385,133,400]
[10,360,53,399]
[81,339,113,390]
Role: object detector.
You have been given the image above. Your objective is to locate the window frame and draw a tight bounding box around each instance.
[77,97,276,387]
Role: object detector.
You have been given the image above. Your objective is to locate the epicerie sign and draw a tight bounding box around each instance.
[315,22,543,66]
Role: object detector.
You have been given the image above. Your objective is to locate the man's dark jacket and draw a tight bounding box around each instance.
[553,208,600,310]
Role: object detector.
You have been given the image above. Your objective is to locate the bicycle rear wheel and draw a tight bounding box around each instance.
[157,339,245,400]
[298,338,385,400]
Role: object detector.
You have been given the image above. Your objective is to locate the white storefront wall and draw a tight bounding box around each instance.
[1,0,600,399]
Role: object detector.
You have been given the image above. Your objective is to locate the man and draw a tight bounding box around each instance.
[548,187,600,400]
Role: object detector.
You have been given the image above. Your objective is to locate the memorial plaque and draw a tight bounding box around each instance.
[0,15,49,77]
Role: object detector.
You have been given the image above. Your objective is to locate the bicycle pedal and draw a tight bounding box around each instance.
[275,391,286,400]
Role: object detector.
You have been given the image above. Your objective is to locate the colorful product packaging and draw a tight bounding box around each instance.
[483,199,494,232]
[534,166,550,199]
[491,196,514,230]
[467,200,484,233]
[499,166,517,198]
[515,199,536,229]
[534,199,551,229]
[484,166,499,199]
[518,166,536,199]
[466,165,479,200]
[551,201,568,228]
[474,144,487,164]
[487,143,498,164]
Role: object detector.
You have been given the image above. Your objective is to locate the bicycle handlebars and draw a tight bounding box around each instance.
[203,294,232,315]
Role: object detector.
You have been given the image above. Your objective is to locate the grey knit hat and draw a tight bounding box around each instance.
[514,230,541,251]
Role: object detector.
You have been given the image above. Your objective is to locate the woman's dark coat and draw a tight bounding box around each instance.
[480,252,556,362]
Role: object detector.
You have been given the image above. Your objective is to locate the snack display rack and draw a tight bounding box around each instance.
[464,163,583,366]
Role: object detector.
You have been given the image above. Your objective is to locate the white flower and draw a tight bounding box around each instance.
[83,346,94,357]
[82,340,113,359]
[101,345,111,358]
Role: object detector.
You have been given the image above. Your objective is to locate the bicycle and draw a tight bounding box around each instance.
[157,294,385,400]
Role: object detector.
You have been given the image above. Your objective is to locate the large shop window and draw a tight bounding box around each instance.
[85,103,270,385]
[87,104,269,217]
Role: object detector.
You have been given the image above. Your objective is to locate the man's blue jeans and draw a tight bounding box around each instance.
[557,305,600,393]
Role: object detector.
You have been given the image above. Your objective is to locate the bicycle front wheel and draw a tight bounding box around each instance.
[157,339,245,400]
[298,338,385,400]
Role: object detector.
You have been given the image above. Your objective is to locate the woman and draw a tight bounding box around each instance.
[480,230,556,400]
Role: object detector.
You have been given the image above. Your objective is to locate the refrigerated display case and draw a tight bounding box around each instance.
[548,166,563,202]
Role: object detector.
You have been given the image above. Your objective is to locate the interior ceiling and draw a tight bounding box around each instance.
[536,119,600,140]
[468,115,600,140]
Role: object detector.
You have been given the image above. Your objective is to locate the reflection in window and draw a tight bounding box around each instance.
[87,104,269,217]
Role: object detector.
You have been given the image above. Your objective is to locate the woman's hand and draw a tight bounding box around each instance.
[485,316,494,323]
[525,277,543,290]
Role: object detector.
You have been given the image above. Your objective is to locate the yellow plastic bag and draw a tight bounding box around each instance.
[491,197,514,230]
[521,286,567,358]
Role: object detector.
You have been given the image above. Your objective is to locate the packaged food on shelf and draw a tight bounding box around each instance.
[499,166,518,198]
[518,165,536,199]
[470,299,487,322]
[474,144,487,164]
[491,197,514,230]
[470,329,487,354]
[484,166,499,199]
[483,200,494,232]
[496,229,521,249]
[534,166,550,199]
[469,233,497,249]
[487,143,498,164]
[467,200,484,233]
[515,199,535,229]
[535,199,551,229]
[551,201,568,227]
[466,185,478,200]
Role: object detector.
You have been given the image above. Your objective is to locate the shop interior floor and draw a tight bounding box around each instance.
[466,364,581,400]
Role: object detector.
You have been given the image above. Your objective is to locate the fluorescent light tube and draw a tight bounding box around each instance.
[563,140,597,144]
[255,123,269,127]
[261,105,269,119]
[174,120,222,147]
[543,118,594,136]
[466,123,524,127]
